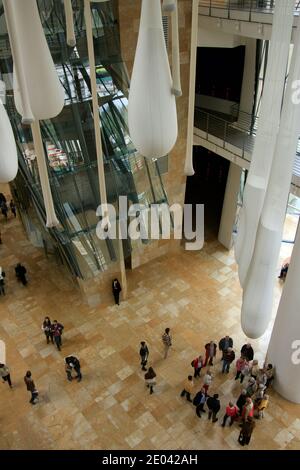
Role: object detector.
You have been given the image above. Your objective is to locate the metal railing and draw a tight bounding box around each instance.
[199,0,300,21]
[194,107,255,161]
[194,106,300,178]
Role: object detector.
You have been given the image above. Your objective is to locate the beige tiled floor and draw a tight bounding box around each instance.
[0,196,299,450]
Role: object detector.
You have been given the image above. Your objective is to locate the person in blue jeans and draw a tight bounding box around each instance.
[222,347,235,374]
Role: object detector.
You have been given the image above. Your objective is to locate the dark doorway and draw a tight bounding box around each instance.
[196,46,245,103]
[184,147,230,240]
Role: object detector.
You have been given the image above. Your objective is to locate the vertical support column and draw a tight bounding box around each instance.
[118,236,127,301]
[218,162,242,250]
[184,0,199,176]
[237,38,256,129]
[267,221,300,404]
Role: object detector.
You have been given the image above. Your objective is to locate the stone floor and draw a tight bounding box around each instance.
[0,188,299,450]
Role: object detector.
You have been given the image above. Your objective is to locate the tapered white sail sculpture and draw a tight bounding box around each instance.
[184,0,198,176]
[241,16,300,339]
[267,224,300,404]
[128,0,178,159]
[234,0,294,287]
[0,85,18,183]
[3,0,64,227]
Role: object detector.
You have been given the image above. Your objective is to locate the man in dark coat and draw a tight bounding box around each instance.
[222,347,235,373]
[207,394,221,423]
[112,279,121,305]
[218,335,233,359]
[193,388,206,418]
[15,263,27,285]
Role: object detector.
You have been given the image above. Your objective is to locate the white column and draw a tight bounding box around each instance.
[267,222,300,403]
[218,163,242,250]
[237,38,256,130]
[184,0,199,176]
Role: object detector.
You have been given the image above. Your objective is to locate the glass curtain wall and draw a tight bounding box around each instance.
[0,0,168,279]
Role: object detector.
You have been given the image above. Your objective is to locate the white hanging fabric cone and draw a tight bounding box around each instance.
[234,0,294,286]
[64,0,76,47]
[3,0,65,123]
[128,0,177,159]
[241,16,300,339]
[3,0,64,227]
[184,0,198,176]
[31,121,59,228]
[171,0,182,97]
[267,223,300,404]
[84,0,108,219]
[0,100,18,183]
[162,0,176,12]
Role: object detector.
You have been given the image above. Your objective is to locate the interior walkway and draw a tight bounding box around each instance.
[0,187,299,450]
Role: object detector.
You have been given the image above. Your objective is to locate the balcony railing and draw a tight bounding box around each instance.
[199,0,300,20]
[194,106,300,179]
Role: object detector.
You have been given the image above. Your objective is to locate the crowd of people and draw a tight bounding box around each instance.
[138,333,274,447]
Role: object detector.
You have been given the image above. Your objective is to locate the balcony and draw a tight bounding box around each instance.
[199,1,300,27]
[193,106,300,194]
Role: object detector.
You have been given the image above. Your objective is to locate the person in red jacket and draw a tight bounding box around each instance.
[204,341,217,366]
[191,355,203,378]
[222,401,239,427]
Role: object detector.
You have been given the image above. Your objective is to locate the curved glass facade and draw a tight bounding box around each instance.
[0,0,168,279]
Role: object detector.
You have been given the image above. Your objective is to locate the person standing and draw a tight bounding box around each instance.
[180,375,194,402]
[222,347,235,374]
[241,343,254,362]
[10,200,16,218]
[236,389,247,415]
[24,371,38,404]
[222,401,238,427]
[0,267,5,296]
[238,417,255,446]
[218,335,233,359]
[15,263,27,286]
[51,320,64,351]
[65,356,82,382]
[241,397,254,422]
[203,369,213,395]
[112,279,121,305]
[204,341,217,366]
[0,363,12,388]
[162,328,172,359]
[144,367,156,395]
[235,356,247,381]
[193,388,206,417]
[1,201,8,220]
[191,355,203,378]
[206,394,220,423]
[245,377,258,397]
[255,394,269,419]
[139,341,149,371]
[42,316,54,344]
[265,363,274,388]
[250,359,259,379]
